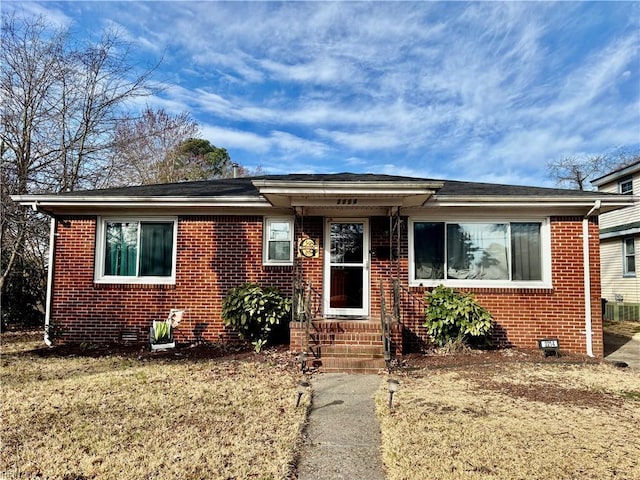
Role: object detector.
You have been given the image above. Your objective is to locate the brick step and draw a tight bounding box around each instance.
[319,356,387,374]
[300,320,388,372]
[310,334,384,346]
[310,319,383,332]
[307,345,384,359]
[321,345,385,358]
[309,320,384,347]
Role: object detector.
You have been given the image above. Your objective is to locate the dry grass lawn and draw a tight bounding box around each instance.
[1,333,308,480]
[5,331,640,480]
[377,362,640,480]
[604,319,640,339]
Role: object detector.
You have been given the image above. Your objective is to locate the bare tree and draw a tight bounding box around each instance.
[110,109,246,185]
[1,13,158,324]
[547,151,640,190]
[109,107,199,185]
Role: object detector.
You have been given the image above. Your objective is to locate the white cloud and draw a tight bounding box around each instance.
[6,1,73,28]
[8,1,640,186]
[200,125,271,153]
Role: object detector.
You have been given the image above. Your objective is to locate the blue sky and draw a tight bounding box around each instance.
[7,1,640,187]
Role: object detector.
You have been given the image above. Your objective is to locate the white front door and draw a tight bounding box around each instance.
[324,219,369,317]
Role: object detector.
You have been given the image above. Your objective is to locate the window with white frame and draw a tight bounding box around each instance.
[410,220,549,287]
[623,237,636,277]
[263,217,294,265]
[619,177,633,195]
[95,217,177,284]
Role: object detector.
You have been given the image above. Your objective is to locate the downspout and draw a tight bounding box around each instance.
[43,214,57,347]
[582,200,601,357]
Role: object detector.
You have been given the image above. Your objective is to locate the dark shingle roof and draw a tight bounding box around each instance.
[434,179,615,197]
[60,178,260,198]
[56,173,620,199]
[250,173,433,183]
[592,159,640,184]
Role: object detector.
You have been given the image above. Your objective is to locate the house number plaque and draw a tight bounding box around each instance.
[297,237,319,258]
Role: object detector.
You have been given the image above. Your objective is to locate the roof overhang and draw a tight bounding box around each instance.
[592,161,640,187]
[251,179,444,208]
[600,221,640,240]
[10,195,270,216]
[11,184,635,217]
[429,194,635,214]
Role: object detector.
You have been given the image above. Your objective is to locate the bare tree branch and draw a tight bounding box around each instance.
[547,151,640,190]
[0,13,159,323]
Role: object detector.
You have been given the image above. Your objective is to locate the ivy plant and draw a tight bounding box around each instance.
[424,284,493,349]
[222,283,292,352]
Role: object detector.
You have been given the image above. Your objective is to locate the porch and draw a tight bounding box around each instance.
[253,175,441,371]
[288,276,428,373]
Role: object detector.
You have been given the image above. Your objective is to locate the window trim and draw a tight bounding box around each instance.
[619,177,633,195]
[408,217,552,289]
[94,216,178,285]
[263,217,294,266]
[623,237,636,277]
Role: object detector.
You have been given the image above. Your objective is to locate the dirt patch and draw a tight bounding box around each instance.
[477,375,624,409]
[399,346,600,370]
[1,331,300,369]
[29,339,301,369]
[395,347,627,409]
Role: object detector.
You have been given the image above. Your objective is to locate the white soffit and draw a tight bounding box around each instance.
[251,180,443,208]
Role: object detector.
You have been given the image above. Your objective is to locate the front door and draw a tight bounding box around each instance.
[324,219,369,317]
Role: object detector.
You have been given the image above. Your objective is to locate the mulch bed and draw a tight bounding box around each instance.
[1,330,613,372]
[399,347,602,370]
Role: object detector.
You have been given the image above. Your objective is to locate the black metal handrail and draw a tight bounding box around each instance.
[293,279,322,356]
[379,279,393,369]
[380,278,429,366]
[393,279,427,321]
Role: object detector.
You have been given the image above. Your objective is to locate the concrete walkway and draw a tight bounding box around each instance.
[604,331,640,369]
[297,373,385,480]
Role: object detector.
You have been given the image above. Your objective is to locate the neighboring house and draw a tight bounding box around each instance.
[592,160,640,321]
[13,173,633,369]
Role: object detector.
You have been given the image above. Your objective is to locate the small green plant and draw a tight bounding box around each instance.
[222,283,291,352]
[424,284,493,349]
[621,391,640,401]
[154,321,171,342]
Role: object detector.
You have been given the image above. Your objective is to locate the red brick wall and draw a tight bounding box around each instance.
[389,216,603,357]
[52,216,294,344]
[51,214,602,357]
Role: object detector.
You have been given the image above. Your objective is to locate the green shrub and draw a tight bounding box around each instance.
[424,284,493,348]
[221,283,292,352]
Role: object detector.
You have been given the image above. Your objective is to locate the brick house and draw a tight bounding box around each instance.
[13,174,633,369]
[592,160,640,321]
